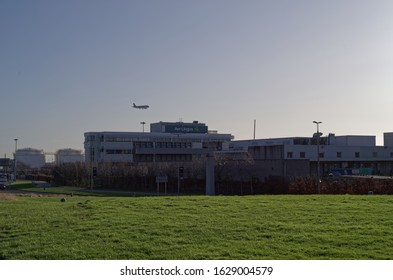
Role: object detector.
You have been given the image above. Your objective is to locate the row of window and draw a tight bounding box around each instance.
[91,136,211,143]
[134,142,154,148]
[293,138,328,145]
[133,142,195,149]
[106,149,132,155]
[287,151,393,159]
[104,148,197,156]
[134,154,193,162]
[104,137,133,142]
[156,142,192,149]
[133,141,194,149]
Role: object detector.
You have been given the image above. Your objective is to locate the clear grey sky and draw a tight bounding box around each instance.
[1,0,392,157]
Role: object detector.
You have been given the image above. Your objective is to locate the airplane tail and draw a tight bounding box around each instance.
[133,103,136,107]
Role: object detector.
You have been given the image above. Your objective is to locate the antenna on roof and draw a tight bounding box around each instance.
[253,119,256,140]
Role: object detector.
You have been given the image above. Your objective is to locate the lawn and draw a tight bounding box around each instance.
[6,181,130,197]
[1,192,393,260]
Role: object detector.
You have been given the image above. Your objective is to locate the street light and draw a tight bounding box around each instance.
[140,121,146,133]
[14,138,18,181]
[313,121,322,194]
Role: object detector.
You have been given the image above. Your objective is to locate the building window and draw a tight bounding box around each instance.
[319,152,324,158]
[390,152,393,158]
[287,152,293,158]
[300,152,306,158]
[355,152,360,158]
[134,142,153,149]
[337,152,342,158]
[106,149,132,154]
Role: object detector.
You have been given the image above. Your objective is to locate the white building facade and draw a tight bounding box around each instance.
[55,149,84,165]
[15,148,46,169]
[84,121,233,164]
[233,133,393,176]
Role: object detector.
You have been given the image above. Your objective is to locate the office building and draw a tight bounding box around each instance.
[84,121,233,163]
[232,132,393,178]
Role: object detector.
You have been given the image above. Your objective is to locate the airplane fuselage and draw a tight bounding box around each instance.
[133,103,149,109]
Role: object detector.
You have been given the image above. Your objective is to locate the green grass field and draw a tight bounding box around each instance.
[6,181,101,196]
[1,186,393,260]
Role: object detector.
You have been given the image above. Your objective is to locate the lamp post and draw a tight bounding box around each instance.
[140,121,146,133]
[313,121,322,194]
[14,138,18,181]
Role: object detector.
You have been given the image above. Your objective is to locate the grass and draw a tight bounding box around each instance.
[7,181,129,197]
[1,191,393,260]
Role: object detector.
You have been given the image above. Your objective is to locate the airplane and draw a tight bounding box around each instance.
[132,103,149,109]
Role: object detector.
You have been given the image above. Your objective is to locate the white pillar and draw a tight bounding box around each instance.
[206,152,215,196]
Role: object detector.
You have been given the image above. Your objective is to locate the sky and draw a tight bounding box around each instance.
[1,0,393,157]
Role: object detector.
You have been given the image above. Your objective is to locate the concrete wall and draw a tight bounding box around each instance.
[384,132,393,147]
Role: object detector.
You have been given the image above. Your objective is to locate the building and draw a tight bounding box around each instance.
[232,132,393,178]
[384,132,393,147]
[0,158,12,175]
[55,149,84,165]
[150,121,209,134]
[15,148,45,169]
[84,119,393,179]
[84,121,233,163]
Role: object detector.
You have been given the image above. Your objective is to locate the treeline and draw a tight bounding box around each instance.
[289,176,393,195]
[48,155,261,194]
[47,160,393,195]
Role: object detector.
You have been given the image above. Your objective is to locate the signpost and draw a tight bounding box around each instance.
[156,175,168,195]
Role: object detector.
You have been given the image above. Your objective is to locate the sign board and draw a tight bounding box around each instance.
[156,175,168,184]
[156,175,168,195]
[0,158,12,166]
[164,124,208,134]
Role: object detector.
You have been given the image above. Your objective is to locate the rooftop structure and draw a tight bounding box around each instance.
[150,120,208,134]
